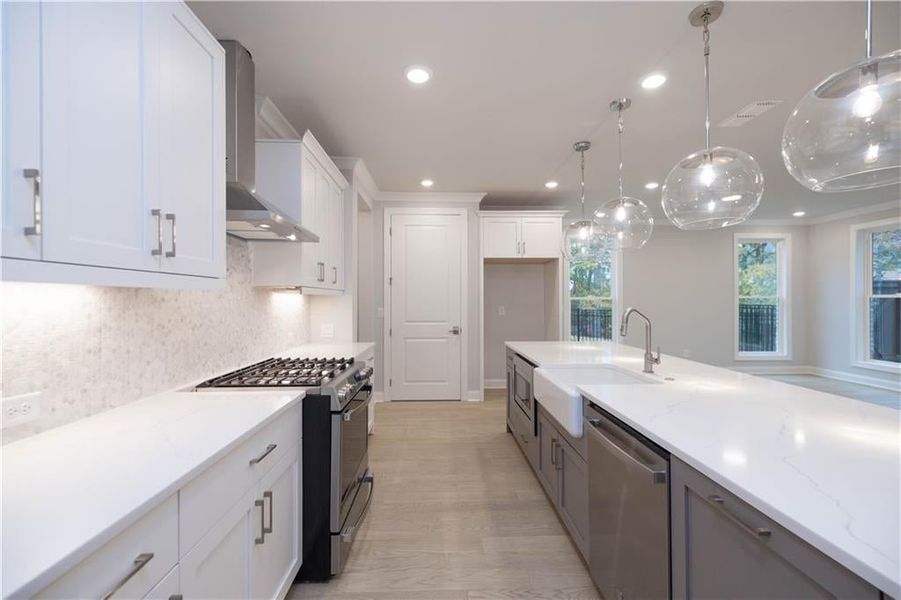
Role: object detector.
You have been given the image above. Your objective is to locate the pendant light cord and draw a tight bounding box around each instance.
[579,149,586,219]
[865,0,872,58]
[703,15,711,150]
[617,109,625,201]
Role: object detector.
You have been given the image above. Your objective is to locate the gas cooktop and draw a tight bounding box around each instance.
[197,357,355,388]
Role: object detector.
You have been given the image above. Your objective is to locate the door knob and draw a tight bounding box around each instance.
[449,326,461,335]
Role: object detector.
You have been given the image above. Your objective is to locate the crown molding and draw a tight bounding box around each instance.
[803,200,900,225]
[377,192,486,205]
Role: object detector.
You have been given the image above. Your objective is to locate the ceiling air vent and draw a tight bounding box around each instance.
[718,100,783,127]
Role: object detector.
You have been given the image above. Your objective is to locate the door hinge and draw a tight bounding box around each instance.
[389,226,392,236]
[389,276,393,285]
[389,378,392,387]
[389,327,392,336]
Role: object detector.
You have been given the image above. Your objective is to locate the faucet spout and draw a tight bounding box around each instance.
[619,307,661,374]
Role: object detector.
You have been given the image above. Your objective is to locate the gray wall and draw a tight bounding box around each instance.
[807,209,900,387]
[373,199,482,397]
[483,262,549,384]
[621,224,810,369]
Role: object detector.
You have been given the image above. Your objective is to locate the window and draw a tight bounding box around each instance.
[853,220,901,371]
[734,234,790,359]
[569,246,617,341]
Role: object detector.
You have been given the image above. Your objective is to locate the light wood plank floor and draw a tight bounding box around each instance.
[763,374,900,409]
[289,390,599,600]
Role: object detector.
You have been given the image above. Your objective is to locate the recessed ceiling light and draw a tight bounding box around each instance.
[420,179,434,188]
[644,181,660,190]
[545,180,559,189]
[405,65,432,84]
[793,210,806,217]
[641,73,667,90]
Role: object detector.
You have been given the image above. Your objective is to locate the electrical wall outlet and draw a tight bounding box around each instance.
[498,306,506,316]
[682,349,691,358]
[376,307,384,319]
[320,323,335,339]
[2,392,41,429]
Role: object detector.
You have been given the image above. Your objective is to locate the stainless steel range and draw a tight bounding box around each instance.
[197,356,374,580]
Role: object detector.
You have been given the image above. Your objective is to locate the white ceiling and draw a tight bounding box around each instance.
[190,1,901,221]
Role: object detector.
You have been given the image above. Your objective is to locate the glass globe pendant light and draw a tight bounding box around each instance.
[782,0,900,192]
[562,141,606,260]
[661,1,764,230]
[595,98,654,249]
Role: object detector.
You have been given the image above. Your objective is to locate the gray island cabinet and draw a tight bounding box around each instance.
[671,457,882,600]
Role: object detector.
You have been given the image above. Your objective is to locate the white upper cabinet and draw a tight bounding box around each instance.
[480,212,564,259]
[481,216,521,259]
[521,216,563,258]
[153,2,226,278]
[0,1,225,287]
[252,131,347,292]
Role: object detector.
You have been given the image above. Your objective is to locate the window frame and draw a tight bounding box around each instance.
[733,233,792,361]
[565,248,622,343]
[850,217,901,374]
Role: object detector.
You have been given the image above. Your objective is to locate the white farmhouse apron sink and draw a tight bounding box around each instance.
[533,365,658,438]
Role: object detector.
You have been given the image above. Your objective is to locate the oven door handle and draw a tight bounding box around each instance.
[343,388,373,422]
[341,473,374,542]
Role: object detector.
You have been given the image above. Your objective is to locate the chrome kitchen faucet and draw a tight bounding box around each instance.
[620,307,661,374]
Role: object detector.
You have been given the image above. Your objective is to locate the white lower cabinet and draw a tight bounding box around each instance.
[182,449,301,600]
[37,494,179,599]
[146,566,180,600]
[34,404,302,600]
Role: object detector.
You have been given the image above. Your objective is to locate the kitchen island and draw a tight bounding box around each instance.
[506,340,900,598]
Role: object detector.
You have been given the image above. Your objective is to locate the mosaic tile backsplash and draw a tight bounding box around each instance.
[1,237,309,444]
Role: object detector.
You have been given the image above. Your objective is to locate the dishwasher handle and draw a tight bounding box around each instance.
[587,418,667,484]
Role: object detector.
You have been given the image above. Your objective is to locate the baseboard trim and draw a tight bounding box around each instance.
[372,391,386,403]
[731,364,901,392]
[810,367,901,393]
[466,390,483,402]
[484,378,506,389]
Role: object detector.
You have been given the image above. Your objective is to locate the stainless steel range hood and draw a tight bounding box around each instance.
[222,40,318,242]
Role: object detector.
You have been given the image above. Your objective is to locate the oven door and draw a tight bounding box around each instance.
[339,382,371,504]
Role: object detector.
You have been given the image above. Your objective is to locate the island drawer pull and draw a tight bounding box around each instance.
[101,552,154,600]
[254,498,266,544]
[707,494,772,539]
[263,490,273,534]
[249,443,277,465]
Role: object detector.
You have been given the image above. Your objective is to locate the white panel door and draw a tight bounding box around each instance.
[521,216,562,258]
[1,1,42,260]
[389,213,463,400]
[155,1,224,277]
[482,217,520,258]
[40,2,158,271]
[250,452,300,600]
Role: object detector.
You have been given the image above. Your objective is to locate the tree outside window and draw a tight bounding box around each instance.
[736,239,784,355]
[570,247,614,341]
[869,228,901,364]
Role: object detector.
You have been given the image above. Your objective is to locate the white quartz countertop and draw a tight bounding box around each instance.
[506,341,901,596]
[1,389,303,598]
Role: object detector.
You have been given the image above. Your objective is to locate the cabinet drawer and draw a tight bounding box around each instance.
[180,403,301,556]
[37,494,178,599]
[672,458,881,600]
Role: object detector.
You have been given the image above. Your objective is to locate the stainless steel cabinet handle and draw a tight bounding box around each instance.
[522,240,525,255]
[165,213,176,257]
[263,490,273,534]
[332,266,337,284]
[448,326,461,335]
[249,443,277,465]
[254,498,266,544]
[23,169,41,236]
[169,595,183,600]
[101,552,154,600]
[707,494,772,539]
[550,439,557,466]
[587,418,667,484]
[151,209,163,256]
[342,473,374,542]
[554,440,563,471]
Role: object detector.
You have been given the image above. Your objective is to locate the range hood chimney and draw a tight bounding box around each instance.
[221,40,318,242]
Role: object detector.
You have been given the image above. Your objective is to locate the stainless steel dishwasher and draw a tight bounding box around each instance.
[585,400,670,600]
